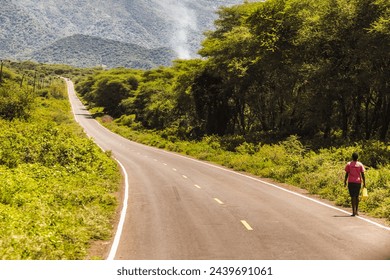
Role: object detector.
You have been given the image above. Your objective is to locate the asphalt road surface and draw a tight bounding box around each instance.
[65,79,390,260]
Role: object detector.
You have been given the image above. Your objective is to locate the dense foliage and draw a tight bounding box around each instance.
[198,0,389,141]
[0,64,120,259]
[75,0,389,222]
[77,0,389,144]
[101,123,390,223]
[31,34,175,69]
[1,0,387,260]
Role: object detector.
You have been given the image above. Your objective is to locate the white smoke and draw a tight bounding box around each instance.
[158,0,198,59]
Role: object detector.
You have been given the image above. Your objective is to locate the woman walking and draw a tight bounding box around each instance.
[344,152,366,216]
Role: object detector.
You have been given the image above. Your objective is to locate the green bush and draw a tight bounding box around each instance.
[361,141,390,168]
[101,120,390,223]
[0,163,117,259]
[0,73,120,259]
[0,84,35,120]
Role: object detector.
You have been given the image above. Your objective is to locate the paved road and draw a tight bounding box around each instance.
[65,79,390,260]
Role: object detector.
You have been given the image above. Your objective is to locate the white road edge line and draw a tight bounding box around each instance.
[106,122,390,233]
[241,220,253,231]
[214,198,224,205]
[66,79,390,251]
[107,159,129,260]
[65,79,130,260]
[154,148,390,232]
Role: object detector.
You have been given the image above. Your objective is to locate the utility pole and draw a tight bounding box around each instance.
[0,60,4,84]
[0,59,11,84]
[33,70,37,93]
[20,72,25,88]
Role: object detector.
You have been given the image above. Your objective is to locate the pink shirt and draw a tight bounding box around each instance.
[345,161,365,183]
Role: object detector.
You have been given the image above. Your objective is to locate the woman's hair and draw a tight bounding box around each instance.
[352,152,359,161]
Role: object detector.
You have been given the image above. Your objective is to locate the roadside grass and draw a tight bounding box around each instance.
[102,120,390,224]
[0,95,120,259]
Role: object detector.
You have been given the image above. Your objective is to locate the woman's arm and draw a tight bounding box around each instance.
[361,172,366,187]
[344,172,349,187]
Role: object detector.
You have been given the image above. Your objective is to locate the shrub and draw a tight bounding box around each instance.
[0,84,35,120]
[361,141,390,168]
[0,82,120,259]
[101,119,390,223]
[115,114,136,127]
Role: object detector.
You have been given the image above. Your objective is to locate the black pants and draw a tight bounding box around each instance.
[348,182,361,216]
[348,182,361,197]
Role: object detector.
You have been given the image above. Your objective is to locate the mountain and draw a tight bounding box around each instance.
[0,0,246,68]
[30,34,175,69]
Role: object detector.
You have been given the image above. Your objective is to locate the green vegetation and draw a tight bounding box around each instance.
[31,34,175,69]
[77,0,389,143]
[75,0,389,223]
[100,123,390,223]
[0,63,120,259]
[2,0,386,260]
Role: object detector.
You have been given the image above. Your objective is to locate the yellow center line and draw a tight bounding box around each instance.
[182,175,188,179]
[194,184,201,189]
[241,220,254,231]
[214,198,224,205]
[172,168,177,171]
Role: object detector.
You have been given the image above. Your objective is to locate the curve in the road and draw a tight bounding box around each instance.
[65,78,390,260]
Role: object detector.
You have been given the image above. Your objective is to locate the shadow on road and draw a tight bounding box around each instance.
[75,113,93,119]
[333,215,354,218]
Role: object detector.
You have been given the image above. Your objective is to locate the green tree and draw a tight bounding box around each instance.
[172,59,207,138]
[93,78,131,117]
[0,85,34,120]
[75,0,389,143]
[296,0,390,141]
[121,67,176,129]
[191,66,233,135]
[0,67,35,120]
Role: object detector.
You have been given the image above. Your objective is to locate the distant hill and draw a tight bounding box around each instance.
[0,0,246,68]
[30,34,175,69]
